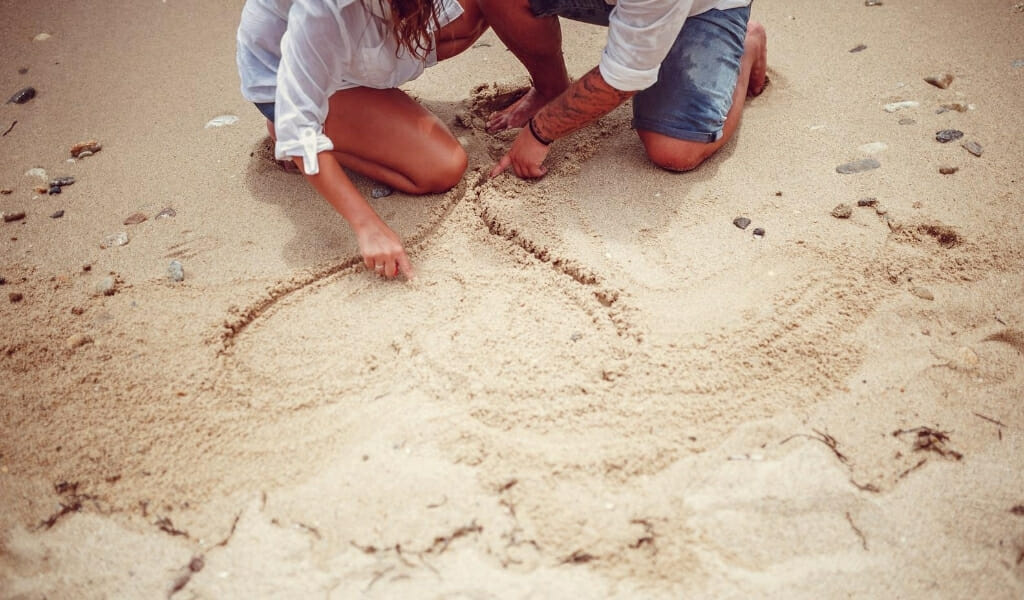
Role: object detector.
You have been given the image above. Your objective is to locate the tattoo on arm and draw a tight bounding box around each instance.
[531,67,635,142]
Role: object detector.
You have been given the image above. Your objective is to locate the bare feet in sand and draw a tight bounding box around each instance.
[746,21,768,97]
[486,86,561,133]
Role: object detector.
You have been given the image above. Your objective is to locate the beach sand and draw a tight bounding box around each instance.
[1,0,1023,597]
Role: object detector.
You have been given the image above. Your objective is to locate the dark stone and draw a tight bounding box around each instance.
[733,217,751,230]
[752,228,765,238]
[849,44,867,53]
[17,67,28,75]
[7,86,36,104]
[48,185,61,195]
[935,129,964,143]
[836,158,881,174]
[49,176,75,187]
[831,204,853,219]
[939,166,958,175]
[50,210,64,219]
[857,197,878,207]
[9,292,23,303]
[3,211,26,223]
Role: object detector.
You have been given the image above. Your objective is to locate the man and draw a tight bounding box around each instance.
[482,0,767,179]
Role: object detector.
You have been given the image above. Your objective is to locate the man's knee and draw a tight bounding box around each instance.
[643,141,713,172]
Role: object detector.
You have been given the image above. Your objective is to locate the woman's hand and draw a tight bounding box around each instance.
[355,218,415,279]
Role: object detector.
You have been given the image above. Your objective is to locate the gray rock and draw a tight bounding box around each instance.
[962,141,984,157]
[752,227,765,238]
[101,232,129,248]
[898,118,916,126]
[935,129,964,143]
[167,260,184,282]
[50,209,64,219]
[832,204,853,219]
[924,73,953,89]
[733,217,751,230]
[857,197,878,207]
[836,158,880,174]
[849,44,867,53]
[47,185,61,195]
[371,185,393,199]
[864,0,882,5]
[155,207,177,219]
[95,277,116,296]
[7,86,36,104]
[49,176,75,187]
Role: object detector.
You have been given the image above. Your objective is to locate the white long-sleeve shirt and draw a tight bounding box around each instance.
[236,0,463,175]
[601,0,751,92]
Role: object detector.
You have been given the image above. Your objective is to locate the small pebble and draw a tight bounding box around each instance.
[0,189,11,195]
[65,333,93,350]
[25,167,47,180]
[941,102,968,113]
[3,211,26,223]
[50,210,64,219]
[70,140,102,158]
[17,67,28,75]
[167,260,184,282]
[33,33,51,42]
[101,232,129,248]
[836,158,880,174]
[733,216,751,230]
[849,44,867,53]
[857,197,878,207]
[0,276,5,284]
[95,277,116,296]
[939,166,958,175]
[924,73,954,89]
[123,212,147,226]
[371,185,393,199]
[910,286,934,301]
[898,118,916,125]
[205,115,239,128]
[752,227,765,238]
[49,176,75,187]
[9,292,23,303]
[884,101,919,113]
[962,141,984,157]
[155,207,177,219]
[864,0,882,5]
[7,87,36,104]
[47,185,61,195]
[82,264,92,272]
[935,129,964,143]
[831,204,853,219]
[71,306,85,315]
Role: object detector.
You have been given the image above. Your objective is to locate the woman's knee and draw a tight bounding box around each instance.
[416,143,468,193]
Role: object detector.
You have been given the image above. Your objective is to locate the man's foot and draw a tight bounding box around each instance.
[486,86,559,133]
[745,21,768,97]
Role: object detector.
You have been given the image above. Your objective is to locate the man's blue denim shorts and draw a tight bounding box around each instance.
[529,0,750,143]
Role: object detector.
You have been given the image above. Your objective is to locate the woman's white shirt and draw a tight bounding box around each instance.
[237,0,463,175]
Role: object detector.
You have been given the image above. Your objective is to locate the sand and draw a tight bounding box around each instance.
[1,0,1023,597]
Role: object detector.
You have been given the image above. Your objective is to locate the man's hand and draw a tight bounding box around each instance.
[489,127,552,179]
[356,219,415,279]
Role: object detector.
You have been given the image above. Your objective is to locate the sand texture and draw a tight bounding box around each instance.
[2,0,1023,597]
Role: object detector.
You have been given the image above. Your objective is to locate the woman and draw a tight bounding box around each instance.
[237,0,487,278]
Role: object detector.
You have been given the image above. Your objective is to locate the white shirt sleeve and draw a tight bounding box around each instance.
[273,0,357,175]
[600,0,695,92]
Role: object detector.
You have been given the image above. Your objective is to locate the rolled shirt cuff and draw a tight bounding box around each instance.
[598,53,661,92]
[275,128,334,175]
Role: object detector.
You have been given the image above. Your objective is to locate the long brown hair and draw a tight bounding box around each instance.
[380,0,441,60]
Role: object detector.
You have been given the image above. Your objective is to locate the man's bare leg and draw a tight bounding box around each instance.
[638,21,768,172]
[478,0,570,132]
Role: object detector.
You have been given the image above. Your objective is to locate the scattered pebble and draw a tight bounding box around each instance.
[940,102,968,113]
[858,141,888,154]
[924,73,954,89]
[935,129,964,143]
[70,140,102,158]
[167,260,184,282]
[123,212,147,225]
[7,87,36,104]
[33,33,51,42]
[865,0,882,5]
[71,306,85,315]
[24,167,47,180]
[831,204,853,219]
[884,101,919,113]
[17,67,28,75]
[101,232,129,248]
[371,185,393,199]
[205,115,239,128]
[849,44,867,53]
[0,276,5,284]
[47,185,61,195]
[49,176,75,187]
[1014,59,1024,69]
[95,277,116,296]
[3,211,26,223]
[733,216,751,230]
[939,166,958,175]
[9,292,23,303]
[82,264,91,272]
[0,189,11,195]
[898,118,916,126]
[875,206,888,216]
[835,158,880,174]
[65,333,93,350]
[752,227,765,238]
[911,286,934,301]
[50,210,64,219]
[962,141,984,157]
[155,207,177,219]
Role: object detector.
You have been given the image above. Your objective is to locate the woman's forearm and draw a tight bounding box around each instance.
[293,152,382,229]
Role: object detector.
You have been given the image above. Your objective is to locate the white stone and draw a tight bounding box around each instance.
[884,101,919,113]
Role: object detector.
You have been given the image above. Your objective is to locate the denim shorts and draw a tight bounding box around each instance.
[255,102,275,122]
[529,0,750,143]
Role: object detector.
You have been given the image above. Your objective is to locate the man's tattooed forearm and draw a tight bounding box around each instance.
[532,67,635,141]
